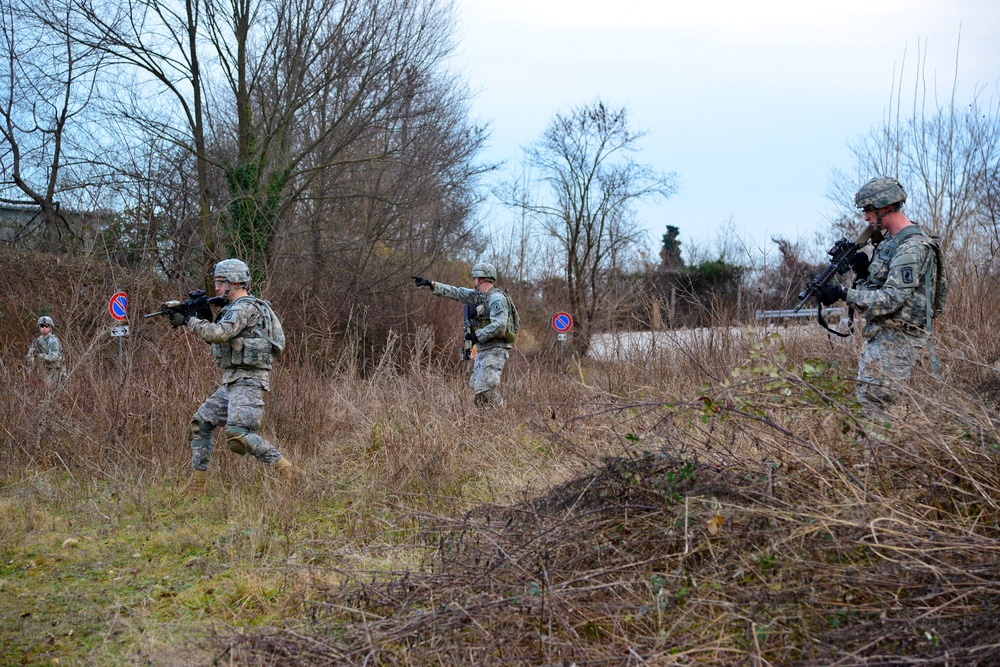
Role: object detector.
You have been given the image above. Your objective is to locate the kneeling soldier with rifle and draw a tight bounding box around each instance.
[152,259,300,493]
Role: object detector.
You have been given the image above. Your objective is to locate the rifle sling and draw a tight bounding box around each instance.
[816,300,852,338]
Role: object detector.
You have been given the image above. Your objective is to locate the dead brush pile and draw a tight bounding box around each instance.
[233,338,1000,666]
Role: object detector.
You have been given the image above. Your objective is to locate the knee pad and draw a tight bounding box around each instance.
[189,414,214,441]
[225,425,252,455]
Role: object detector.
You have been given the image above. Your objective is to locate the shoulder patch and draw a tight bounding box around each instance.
[901,267,914,284]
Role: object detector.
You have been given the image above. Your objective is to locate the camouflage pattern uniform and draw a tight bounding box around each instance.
[185,297,284,471]
[845,225,939,417]
[432,282,512,407]
[26,321,66,387]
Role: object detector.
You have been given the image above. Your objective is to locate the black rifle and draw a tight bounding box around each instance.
[794,226,883,336]
[144,290,226,322]
[462,302,477,373]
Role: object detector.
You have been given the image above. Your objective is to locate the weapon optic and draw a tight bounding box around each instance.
[794,226,882,312]
[793,225,883,336]
[144,289,226,320]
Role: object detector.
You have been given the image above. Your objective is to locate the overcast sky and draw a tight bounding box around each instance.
[452,0,1000,260]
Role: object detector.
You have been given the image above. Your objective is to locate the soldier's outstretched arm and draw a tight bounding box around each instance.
[430,281,479,305]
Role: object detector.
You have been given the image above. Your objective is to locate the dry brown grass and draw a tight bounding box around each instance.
[2,248,1000,665]
[214,325,1000,666]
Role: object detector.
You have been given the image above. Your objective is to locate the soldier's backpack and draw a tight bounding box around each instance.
[894,225,949,318]
[503,290,520,345]
[254,298,286,357]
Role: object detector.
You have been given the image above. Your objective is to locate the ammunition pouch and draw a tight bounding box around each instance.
[213,336,273,370]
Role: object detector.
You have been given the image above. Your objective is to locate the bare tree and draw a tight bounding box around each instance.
[205,0,480,285]
[503,100,677,350]
[55,0,219,269]
[0,0,102,251]
[830,37,1000,256]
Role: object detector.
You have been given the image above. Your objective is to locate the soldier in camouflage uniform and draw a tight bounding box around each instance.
[171,259,300,493]
[26,316,67,387]
[818,177,947,421]
[412,263,514,407]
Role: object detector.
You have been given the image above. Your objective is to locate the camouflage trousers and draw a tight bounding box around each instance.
[189,378,281,471]
[471,347,509,407]
[856,327,925,422]
[41,367,66,389]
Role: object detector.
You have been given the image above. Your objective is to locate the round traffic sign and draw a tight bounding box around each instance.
[551,311,573,332]
[109,292,128,321]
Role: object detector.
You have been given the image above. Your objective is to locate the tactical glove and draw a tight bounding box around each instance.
[190,296,213,321]
[849,251,870,279]
[411,275,432,288]
[465,331,478,344]
[168,310,187,328]
[818,284,846,306]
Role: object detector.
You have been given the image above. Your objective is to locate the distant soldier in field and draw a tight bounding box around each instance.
[817,176,948,421]
[412,263,519,408]
[171,258,300,493]
[25,316,67,387]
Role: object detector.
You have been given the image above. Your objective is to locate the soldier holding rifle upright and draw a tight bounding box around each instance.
[26,316,67,387]
[815,177,948,421]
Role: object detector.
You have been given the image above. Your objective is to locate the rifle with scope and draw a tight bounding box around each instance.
[144,289,226,323]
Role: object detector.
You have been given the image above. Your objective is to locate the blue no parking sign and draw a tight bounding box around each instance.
[109,292,128,321]
[551,311,572,332]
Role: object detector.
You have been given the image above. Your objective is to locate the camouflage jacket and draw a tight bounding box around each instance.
[187,297,272,388]
[432,282,512,350]
[845,224,940,338]
[26,333,65,370]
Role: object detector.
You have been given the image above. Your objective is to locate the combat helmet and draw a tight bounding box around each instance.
[471,262,497,281]
[855,177,907,211]
[213,258,251,285]
[37,316,55,328]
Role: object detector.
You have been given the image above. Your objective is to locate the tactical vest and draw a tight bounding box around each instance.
[863,223,947,330]
[212,297,286,370]
[470,286,519,345]
[34,334,64,368]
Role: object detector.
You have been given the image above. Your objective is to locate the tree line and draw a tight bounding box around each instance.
[2,9,998,361]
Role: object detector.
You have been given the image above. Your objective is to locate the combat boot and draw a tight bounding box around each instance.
[182,469,208,494]
[274,457,303,482]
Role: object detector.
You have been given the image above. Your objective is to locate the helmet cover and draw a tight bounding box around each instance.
[213,258,251,285]
[855,177,907,210]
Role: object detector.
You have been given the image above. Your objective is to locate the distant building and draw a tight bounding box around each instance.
[0,203,41,244]
[0,202,104,250]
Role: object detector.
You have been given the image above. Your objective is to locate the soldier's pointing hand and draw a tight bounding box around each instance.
[411,276,432,288]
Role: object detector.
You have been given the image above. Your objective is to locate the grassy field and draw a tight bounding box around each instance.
[2,251,1000,665]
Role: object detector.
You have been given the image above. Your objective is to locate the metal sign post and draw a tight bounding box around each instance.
[109,292,129,366]
[551,312,573,367]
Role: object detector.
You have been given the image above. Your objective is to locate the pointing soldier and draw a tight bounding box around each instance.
[817,177,948,421]
[171,259,300,493]
[412,263,517,408]
[26,316,67,387]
